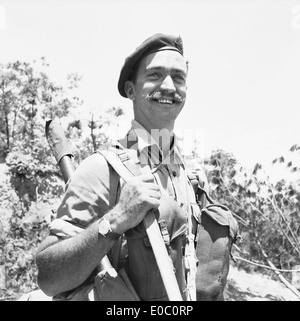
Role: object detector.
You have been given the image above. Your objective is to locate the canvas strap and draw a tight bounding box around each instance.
[98,146,200,300]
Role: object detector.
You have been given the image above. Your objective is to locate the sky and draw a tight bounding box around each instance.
[1,0,300,183]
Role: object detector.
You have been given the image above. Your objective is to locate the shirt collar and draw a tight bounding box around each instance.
[131,120,157,152]
[119,120,184,165]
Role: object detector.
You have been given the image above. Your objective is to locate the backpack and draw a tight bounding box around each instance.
[97,144,240,301]
[187,170,240,300]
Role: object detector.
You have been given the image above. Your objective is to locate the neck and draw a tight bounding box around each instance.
[135,118,175,157]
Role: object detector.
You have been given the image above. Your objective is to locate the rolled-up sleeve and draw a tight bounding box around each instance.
[49,152,118,239]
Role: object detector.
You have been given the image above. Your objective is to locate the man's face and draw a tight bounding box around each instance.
[128,49,188,130]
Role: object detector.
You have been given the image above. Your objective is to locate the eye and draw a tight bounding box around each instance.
[147,72,161,80]
[173,74,186,84]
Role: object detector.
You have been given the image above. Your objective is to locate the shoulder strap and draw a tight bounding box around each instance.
[187,167,209,193]
[98,146,200,300]
[97,146,141,183]
[187,167,220,208]
[95,146,142,270]
[98,147,184,300]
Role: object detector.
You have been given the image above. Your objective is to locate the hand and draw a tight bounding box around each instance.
[107,174,161,234]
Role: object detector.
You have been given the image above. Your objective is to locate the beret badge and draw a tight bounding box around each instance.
[174,36,183,55]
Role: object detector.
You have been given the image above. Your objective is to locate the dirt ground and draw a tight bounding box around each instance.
[225,265,300,301]
[13,264,300,301]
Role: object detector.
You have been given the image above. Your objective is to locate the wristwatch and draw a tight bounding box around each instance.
[98,218,121,240]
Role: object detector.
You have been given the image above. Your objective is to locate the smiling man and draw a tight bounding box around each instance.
[35,33,238,302]
[120,34,188,159]
[123,43,187,130]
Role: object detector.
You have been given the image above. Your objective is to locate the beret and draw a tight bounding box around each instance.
[118,33,184,98]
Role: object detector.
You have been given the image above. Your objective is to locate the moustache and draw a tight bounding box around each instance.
[144,91,184,104]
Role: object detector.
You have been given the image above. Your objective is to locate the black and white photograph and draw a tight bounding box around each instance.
[0,0,300,306]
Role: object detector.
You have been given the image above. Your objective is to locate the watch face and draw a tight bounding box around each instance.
[98,219,111,236]
[98,218,120,240]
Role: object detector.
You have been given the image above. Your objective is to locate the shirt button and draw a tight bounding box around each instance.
[172,171,177,177]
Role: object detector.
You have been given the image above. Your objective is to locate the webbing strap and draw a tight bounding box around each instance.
[98,148,139,183]
[99,147,183,301]
[114,149,142,178]
[187,170,214,206]
[98,147,173,250]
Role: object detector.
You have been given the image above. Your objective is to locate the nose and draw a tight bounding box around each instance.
[160,75,176,93]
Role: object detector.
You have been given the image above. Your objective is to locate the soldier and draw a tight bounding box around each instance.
[35,33,238,301]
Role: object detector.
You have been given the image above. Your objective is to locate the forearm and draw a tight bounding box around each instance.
[36,216,117,297]
[36,173,160,297]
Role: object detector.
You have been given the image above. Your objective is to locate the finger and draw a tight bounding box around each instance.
[138,174,155,183]
[148,190,161,200]
[145,197,160,210]
[146,183,161,192]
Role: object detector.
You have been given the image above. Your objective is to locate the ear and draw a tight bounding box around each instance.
[124,81,136,100]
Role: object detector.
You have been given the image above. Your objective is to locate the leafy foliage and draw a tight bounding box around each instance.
[0,163,52,300]
[0,58,82,161]
[202,149,300,279]
[0,59,126,301]
[1,57,299,301]
[0,59,80,300]
[6,145,63,208]
[67,106,125,163]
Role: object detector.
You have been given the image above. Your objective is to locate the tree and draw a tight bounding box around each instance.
[201,148,300,280]
[0,58,128,300]
[0,58,83,300]
[0,58,82,160]
[67,106,125,163]
[0,58,82,205]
